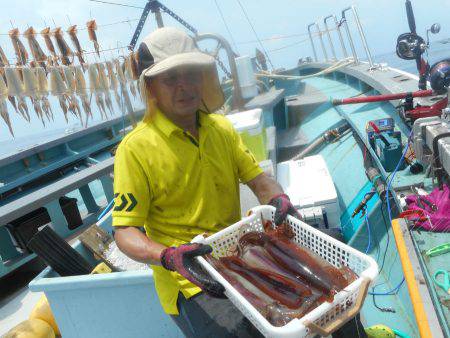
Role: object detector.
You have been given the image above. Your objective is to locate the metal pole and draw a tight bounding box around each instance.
[154,8,164,28]
[196,33,245,110]
[324,15,337,60]
[351,6,374,68]
[307,23,318,62]
[315,22,328,61]
[341,7,358,63]
[333,15,348,58]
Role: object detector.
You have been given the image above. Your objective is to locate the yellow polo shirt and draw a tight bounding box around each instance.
[112,108,263,315]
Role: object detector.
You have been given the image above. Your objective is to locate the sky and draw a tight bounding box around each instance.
[0,0,449,142]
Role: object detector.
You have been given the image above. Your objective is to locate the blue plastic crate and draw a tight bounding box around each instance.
[29,215,182,338]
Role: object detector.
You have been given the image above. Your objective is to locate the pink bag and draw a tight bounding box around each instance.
[404,184,450,232]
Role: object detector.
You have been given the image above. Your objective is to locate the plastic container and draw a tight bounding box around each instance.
[276,155,341,228]
[235,55,258,99]
[28,214,182,338]
[192,205,378,338]
[226,108,267,162]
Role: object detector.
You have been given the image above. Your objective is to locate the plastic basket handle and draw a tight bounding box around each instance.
[304,277,370,337]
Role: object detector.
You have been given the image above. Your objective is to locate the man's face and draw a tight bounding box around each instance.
[150,67,203,119]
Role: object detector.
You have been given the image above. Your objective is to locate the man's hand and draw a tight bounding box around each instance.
[160,243,226,298]
[268,193,301,226]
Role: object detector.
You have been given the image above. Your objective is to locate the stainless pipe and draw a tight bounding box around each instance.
[307,23,318,62]
[196,33,244,110]
[333,15,348,58]
[324,15,337,60]
[341,7,358,63]
[351,6,374,68]
[315,22,328,61]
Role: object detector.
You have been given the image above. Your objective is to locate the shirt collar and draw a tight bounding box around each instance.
[150,108,213,138]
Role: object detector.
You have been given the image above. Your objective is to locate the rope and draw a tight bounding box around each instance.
[214,0,239,54]
[256,58,354,80]
[235,0,274,70]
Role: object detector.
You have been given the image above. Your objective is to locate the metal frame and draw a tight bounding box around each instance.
[323,15,337,60]
[308,23,318,62]
[307,5,374,67]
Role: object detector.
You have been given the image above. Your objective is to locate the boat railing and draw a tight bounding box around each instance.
[308,5,374,68]
[0,157,114,275]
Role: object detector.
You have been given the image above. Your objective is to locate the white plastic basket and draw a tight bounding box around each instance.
[192,205,378,338]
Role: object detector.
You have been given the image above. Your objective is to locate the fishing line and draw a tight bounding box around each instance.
[235,0,274,70]
[213,0,239,54]
[368,131,412,313]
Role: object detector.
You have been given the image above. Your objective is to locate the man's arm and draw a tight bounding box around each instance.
[246,172,283,204]
[114,226,167,265]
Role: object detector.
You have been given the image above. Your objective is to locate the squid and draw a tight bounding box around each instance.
[63,65,83,124]
[0,46,19,116]
[0,75,14,136]
[49,66,69,122]
[35,66,53,121]
[207,256,321,327]
[97,62,114,115]
[239,231,347,300]
[124,56,137,98]
[106,60,121,109]
[41,27,57,64]
[9,28,28,66]
[75,65,92,125]
[4,67,30,121]
[53,27,74,66]
[86,20,100,57]
[67,25,85,67]
[23,27,47,69]
[23,67,45,125]
[0,45,10,67]
[88,63,106,119]
[220,255,310,308]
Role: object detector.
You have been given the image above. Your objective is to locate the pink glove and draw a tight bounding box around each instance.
[268,193,302,226]
[160,243,225,298]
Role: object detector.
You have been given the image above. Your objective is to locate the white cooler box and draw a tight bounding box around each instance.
[276,155,340,229]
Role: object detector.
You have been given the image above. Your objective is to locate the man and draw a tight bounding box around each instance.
[113,27,366,337]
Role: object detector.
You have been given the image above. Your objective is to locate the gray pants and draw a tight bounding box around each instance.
[171,293,367,338]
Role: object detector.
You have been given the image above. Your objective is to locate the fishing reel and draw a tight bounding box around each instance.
[396,32,426,60]
[396,1,441,90]
[429,59,450,93]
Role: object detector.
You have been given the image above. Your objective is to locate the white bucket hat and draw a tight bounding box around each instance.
[137,27,224,112]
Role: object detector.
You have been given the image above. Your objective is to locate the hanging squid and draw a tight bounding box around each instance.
[4,67,30,121]
[96,62,114,115]
[53,27,74,66]
[88,63,106,119]
[0,75,14,136]
[0,45,19,116]
[106,60,121,109]
[23,66,45,126]
[41,27,58,64]
[74,65,92,126]
[49,66,69,122]
[124,56,137,98]
[23,27,47,69]
[8,28,28,66]
[35,66,53,121]
[67,25,86,67]
[86,20,100,57]
[0,45,9,67]
[63,65,83,124]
